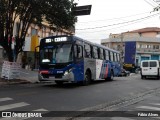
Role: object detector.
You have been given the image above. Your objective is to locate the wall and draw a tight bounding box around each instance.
[141,32,158,37]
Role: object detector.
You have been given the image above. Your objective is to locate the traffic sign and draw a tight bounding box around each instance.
[72,5,92,16]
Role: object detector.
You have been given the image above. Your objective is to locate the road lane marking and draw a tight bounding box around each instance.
[136,106,160,111]
[0,98,13,102]
[0,102,29,111]
[150,103,160,106]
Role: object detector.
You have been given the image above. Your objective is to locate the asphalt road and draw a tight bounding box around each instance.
[0,74,160,120]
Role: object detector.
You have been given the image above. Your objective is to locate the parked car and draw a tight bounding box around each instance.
[140,60,160,79]
[119,69,130,77]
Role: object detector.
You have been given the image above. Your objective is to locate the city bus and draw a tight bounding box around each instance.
[38,35,121,85]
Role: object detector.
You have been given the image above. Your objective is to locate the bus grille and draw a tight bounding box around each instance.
[42,74,63,78]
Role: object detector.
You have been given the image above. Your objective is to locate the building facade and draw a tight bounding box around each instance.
[101,27,160,67]
[0,22,74,68]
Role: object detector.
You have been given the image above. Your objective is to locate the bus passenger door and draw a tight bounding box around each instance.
[73,45,84,81]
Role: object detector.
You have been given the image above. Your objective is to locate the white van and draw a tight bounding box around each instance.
[140,60,160,79]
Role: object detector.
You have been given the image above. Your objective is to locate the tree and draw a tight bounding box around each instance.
[0,0,76,62]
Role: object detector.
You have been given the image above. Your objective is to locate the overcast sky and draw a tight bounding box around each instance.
[74,0,160,44]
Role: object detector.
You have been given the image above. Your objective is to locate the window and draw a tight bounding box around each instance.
[105,50,110,60]
[84,44,91,58]
[114,53,117,62]
[142,62,148,67]
[74,45,83,59]
[93,46,98,59]
[117,54,120,62]
[147,45,151,48]
[110,52,114,61]
[40,44,73,64]
[99,48,104,60]
[139,44,142,48]
[153,45,159,49]
[150,61,157,67]
[78,46,83,58]
[156,45,159,49]
[31,28,37,36]
[103,49,106,60]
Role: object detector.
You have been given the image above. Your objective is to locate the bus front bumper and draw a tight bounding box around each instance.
[38,72,74,83]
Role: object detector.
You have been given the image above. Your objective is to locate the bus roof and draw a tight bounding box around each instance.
[41,35,120,54]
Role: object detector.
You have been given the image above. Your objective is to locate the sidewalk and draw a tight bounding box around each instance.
[0,68,39,85]
[0,78,31,85]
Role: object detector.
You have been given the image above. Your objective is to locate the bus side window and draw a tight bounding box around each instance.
[105,50,109,60]
[99,48,104,60]
[78,45,83,58]
[110,52,114,61]
[117,53,120,62]
[103,49,106,60]
[93,46,98,59]
[74,45,78,58]
[97,48,100,59]
[84,44,91,58]
[114,53,117,62]
[108,51,110,60]
[74,45,83,58]
[113,52,115,62]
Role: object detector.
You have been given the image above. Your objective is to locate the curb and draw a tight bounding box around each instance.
[0,79,31,85]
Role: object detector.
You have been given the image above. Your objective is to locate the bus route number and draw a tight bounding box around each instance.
[54,37,67,42]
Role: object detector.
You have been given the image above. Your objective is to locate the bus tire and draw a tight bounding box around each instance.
[107,71,114,81]
[83,71,91,86]
[55,81,64,85]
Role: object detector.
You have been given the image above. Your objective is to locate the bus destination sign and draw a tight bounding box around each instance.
[45,37,67,43]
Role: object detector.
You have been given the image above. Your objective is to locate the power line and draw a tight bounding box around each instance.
[144,0,157,7]
[77,11,151,24]
[152,0,159,5]
[76,12,160,30]
[76,12,160,34]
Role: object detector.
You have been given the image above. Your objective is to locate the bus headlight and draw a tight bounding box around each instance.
[64,68,73,76]
[64,71,69,76]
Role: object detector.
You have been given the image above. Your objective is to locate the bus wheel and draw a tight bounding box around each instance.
[83,71,91,86]
[55,81,63,85]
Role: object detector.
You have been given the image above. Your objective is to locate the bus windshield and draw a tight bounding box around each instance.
[40,44,73,64]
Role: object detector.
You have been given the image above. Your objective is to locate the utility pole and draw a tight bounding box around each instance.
[120,33,124,66]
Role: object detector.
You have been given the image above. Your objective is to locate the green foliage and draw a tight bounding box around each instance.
[0,0,76,61]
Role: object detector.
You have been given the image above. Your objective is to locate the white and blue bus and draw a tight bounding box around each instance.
[38,35,121,85]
